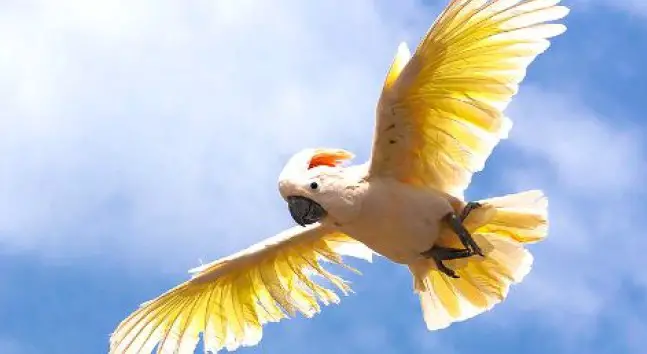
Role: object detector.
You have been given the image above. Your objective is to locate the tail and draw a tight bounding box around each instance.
[409,190,548,330]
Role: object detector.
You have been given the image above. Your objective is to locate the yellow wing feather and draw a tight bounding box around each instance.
[109,224,372,354]
[369,0,569,198]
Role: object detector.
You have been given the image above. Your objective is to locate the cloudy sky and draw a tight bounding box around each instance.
[0,0,645,353]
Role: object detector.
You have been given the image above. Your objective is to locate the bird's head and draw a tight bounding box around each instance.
[278,148,355,226]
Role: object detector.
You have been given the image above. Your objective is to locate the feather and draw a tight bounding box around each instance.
[410,190,548,330]
[369,0,569,198]
[109,224,372,354]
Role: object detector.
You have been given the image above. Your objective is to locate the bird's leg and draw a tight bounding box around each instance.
[419,202,485,278]
[445,203,484,257]
[421,246,473,278]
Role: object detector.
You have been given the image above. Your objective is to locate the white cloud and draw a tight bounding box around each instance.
[2,0,644,352]
[483,86,647,348]
[0,0,435,271]
[507,87,645,197]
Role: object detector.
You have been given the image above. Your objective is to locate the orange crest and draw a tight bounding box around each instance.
[308,149,354,169]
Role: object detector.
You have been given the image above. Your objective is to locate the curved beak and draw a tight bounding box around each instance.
[287,196,327,226]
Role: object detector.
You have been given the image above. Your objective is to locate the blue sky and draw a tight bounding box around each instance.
[0,0,646,353]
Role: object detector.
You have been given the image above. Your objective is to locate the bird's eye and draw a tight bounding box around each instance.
[310,181,319,190]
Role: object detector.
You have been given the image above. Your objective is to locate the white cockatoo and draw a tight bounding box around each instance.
[110,0,569,353]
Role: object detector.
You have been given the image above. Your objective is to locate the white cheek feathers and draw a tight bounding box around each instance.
[277,148,354,199]
[277,149,317,199]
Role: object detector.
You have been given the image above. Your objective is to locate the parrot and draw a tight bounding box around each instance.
[109,0,569,353]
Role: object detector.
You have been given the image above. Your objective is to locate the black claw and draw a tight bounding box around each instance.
[460,201,482,222]
[461,201,485,256]
[437,261,459,278]
[471,240,484,257]
[421,246,474,279]
[421,246,471,260]
[422,202,487,278]
[446,212,484,257]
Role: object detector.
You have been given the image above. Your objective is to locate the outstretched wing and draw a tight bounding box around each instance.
[368,0,569,198]
[109,224,373,354]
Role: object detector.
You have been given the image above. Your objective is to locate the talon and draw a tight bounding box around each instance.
[437,260,459,278]
[460,201,482,222]
[472,240,484,257]
[421,246,472,260]
[421,246,473,279]
[445,212,484,257]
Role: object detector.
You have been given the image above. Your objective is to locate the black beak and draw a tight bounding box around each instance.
[287,196,327,226]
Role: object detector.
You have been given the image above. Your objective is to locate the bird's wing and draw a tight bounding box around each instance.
[109,224,373,354]
[368,0,568,198]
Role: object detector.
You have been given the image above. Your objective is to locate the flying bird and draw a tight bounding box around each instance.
[110,0,569,353]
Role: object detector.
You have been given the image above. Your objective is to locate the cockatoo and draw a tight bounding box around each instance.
[110,0,569,353]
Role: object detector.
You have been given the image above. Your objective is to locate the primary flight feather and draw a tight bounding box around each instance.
[110,0,568,352]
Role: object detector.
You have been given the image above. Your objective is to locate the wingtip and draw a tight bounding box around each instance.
[397,41,410,56]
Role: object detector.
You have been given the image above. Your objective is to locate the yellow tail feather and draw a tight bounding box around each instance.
[409,190,548,330]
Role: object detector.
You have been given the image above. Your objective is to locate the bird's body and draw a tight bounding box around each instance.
[328,171,459,264]
[110,1,569,353]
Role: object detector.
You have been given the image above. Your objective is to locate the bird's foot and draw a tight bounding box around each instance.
[445,204,484,257]
[421,246,473,278]
[420,201,485,278]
